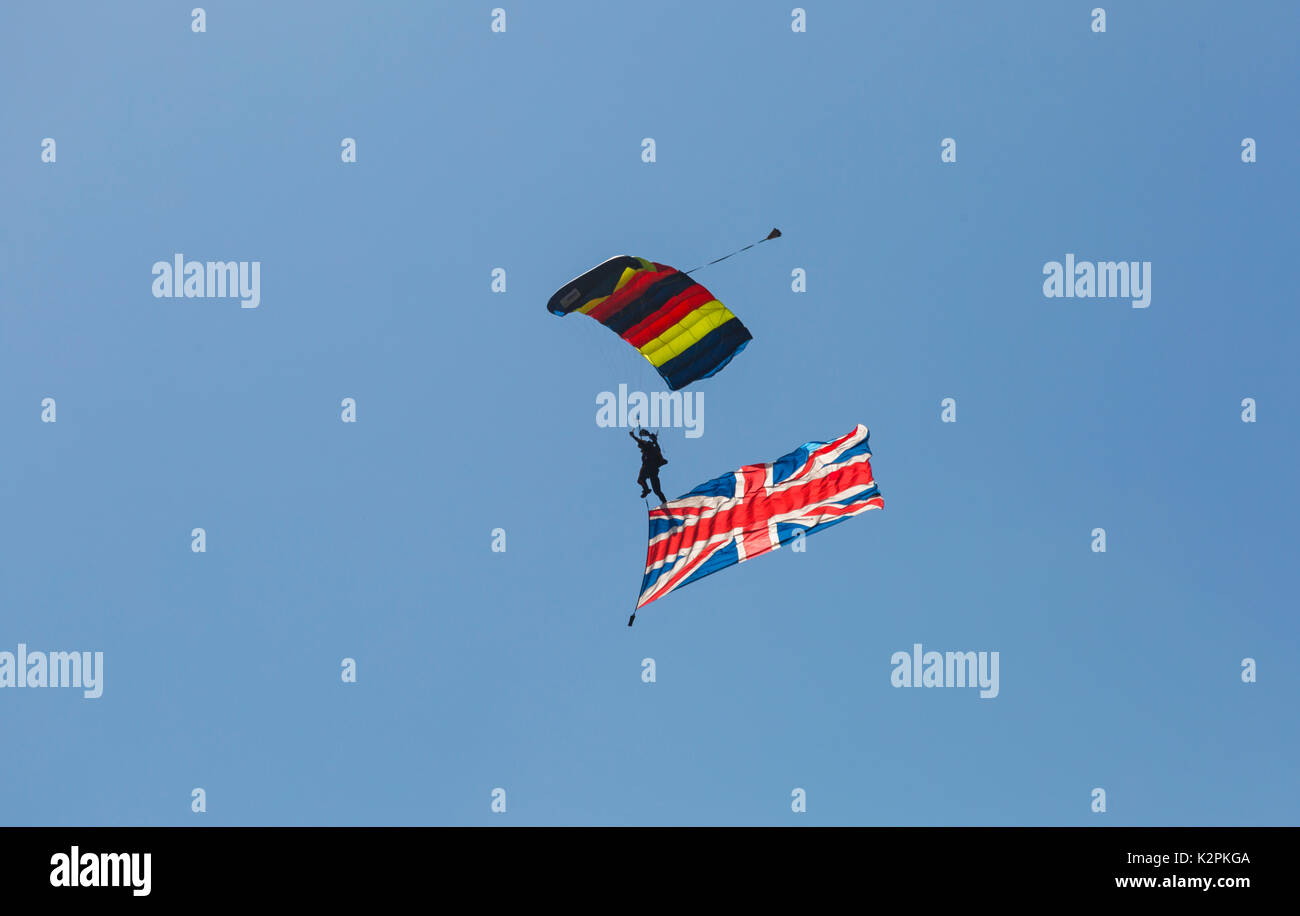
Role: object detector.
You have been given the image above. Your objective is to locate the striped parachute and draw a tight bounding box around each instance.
[546,256,751,390]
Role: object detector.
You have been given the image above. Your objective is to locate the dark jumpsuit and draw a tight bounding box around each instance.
[631,431,668,503]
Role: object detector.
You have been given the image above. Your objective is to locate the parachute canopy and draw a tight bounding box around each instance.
[547,256,751,391]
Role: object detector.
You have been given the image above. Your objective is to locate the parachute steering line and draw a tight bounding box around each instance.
[683,228,782,275]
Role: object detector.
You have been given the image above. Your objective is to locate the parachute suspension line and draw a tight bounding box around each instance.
[683,228,782,275]
[628,497,652,627]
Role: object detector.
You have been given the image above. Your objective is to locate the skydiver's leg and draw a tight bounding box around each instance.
[637,467,651,498]
[649,474,667,504]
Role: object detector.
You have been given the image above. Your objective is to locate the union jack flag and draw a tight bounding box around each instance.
[637,424,883,612]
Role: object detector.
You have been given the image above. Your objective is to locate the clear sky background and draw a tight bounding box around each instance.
[2,2,1296,826]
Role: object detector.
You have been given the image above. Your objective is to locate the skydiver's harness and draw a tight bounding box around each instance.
[636,438,667,471]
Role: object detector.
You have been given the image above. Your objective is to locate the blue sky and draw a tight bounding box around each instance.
[2,1,1296,825]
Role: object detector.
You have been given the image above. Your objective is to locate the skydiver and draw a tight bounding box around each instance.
[630,428,668,505]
